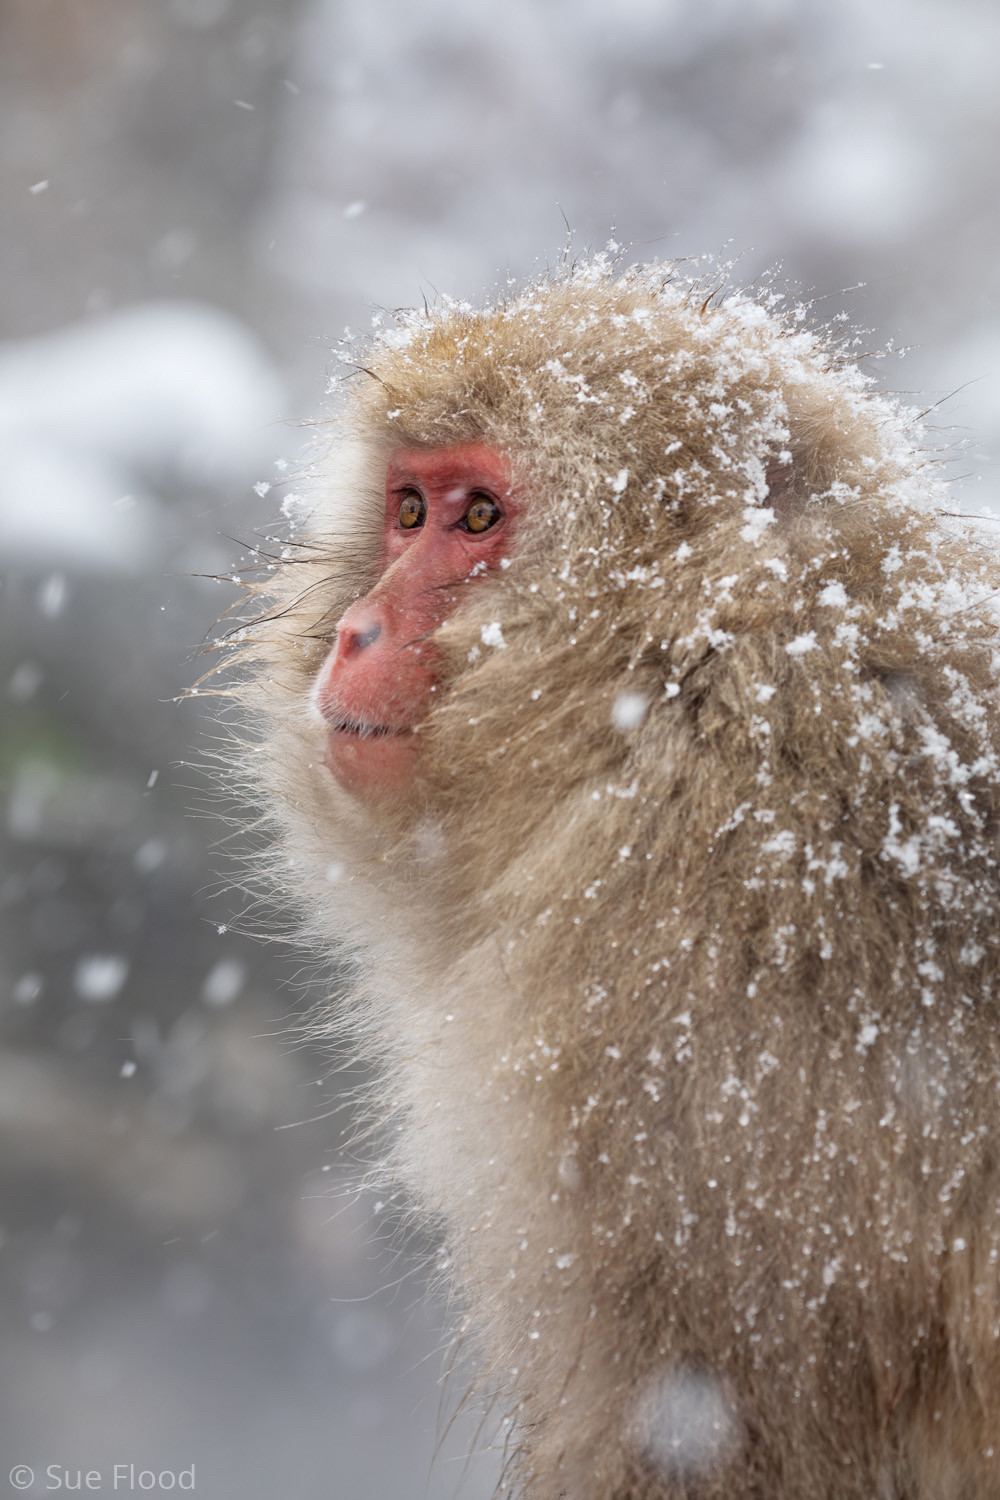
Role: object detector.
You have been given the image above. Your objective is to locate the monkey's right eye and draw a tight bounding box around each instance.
[398,491,426,529]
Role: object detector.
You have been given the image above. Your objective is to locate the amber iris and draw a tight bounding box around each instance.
[398,491,425,528]
[464,495,501,533]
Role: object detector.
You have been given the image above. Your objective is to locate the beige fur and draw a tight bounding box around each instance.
[226,260,1000,1497]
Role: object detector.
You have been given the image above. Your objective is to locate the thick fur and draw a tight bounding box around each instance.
[231,260,1000,1498]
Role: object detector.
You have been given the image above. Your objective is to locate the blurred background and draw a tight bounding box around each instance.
[2,1,1000,1496]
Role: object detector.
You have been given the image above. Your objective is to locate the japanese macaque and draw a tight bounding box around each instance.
[232,260,1000,1499]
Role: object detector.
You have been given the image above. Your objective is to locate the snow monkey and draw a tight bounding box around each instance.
[232,259,1000,1499]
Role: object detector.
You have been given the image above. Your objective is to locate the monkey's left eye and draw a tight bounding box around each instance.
[462,494,501,534]
[398,491,426,529]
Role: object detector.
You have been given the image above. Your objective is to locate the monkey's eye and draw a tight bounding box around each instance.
[462,494,501,534]
[398,490,426,529]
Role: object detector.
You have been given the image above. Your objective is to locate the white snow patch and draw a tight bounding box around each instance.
[637,1369,739,1478]
[201,958,247,1008]
[134,838,167,873]
[0,303,282,570]
[38,574,68,617]
[12,973,43,1006]
[881,803,922,877]
[819,580,849,607]
[7,662,42,702]
[612,691,649,730]
[740,505,776,545]
[74,955,129,1003]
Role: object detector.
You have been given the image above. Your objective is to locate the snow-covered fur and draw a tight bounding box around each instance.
[231,261,1000,1498]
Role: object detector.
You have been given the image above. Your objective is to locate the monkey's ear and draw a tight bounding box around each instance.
[764,455,798,520]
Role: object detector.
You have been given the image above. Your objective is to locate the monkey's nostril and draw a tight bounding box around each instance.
[342,621,381,654]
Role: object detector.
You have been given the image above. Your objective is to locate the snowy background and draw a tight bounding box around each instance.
[2,1,1000,1496]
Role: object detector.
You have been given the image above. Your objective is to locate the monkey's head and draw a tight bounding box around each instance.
[243,260,996,967]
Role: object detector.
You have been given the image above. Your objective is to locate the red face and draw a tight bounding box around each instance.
[313,443,517,797]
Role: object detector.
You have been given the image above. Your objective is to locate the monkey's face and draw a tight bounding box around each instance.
[312,442,517,797]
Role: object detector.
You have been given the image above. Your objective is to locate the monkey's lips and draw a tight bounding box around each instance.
[321,714,422,796]
[326,715,407,740]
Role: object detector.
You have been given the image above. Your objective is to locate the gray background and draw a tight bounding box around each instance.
[2,1,999,1496]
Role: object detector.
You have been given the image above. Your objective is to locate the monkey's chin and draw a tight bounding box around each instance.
[322,726,421,798]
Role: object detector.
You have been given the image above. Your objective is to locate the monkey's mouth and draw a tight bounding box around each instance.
[326,716,413,740]
[321,714,422,797]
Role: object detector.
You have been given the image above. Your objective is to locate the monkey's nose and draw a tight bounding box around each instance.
[338,620,382,657]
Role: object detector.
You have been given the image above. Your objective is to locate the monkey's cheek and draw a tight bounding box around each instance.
[322,728,422,798]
